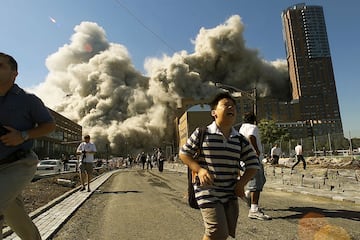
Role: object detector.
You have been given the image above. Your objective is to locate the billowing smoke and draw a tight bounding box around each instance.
[34,15,289,154]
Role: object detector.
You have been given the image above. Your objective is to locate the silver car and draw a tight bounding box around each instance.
[36,159,63,175]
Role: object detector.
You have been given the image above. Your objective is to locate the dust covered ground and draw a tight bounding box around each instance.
[22,173,82,213]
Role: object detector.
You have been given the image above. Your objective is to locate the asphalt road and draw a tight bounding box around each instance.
[52,168,360,240]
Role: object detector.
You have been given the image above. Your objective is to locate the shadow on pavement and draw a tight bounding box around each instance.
[95,190,142,194]
[271,206,360,221]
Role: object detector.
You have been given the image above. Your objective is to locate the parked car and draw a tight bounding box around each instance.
[36,159,63,175]
[67,159,79,171]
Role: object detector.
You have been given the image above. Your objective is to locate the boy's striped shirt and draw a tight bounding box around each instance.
[180,121,260,208]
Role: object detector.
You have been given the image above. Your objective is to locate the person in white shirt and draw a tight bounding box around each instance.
[292,143,306,171]
[76,135,97,192]
[270,144,281,165]
[239,112,271,221]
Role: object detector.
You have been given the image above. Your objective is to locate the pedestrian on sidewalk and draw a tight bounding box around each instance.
[76,135,97,192]
[291,143,306,171]
[239,112,271,220]
[0,52,56,240]
[180,92,260,240]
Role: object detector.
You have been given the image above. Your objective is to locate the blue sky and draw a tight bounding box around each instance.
[2,0,359,138]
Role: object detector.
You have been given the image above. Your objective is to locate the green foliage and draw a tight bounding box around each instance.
[258,120,290,145]
[351,138,360,148]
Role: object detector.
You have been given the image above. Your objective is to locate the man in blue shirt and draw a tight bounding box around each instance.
[0,52,56,239]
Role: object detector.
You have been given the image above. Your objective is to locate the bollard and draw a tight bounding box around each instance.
[301,174,304,186]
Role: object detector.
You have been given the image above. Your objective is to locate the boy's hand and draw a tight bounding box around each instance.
[197,168,214,186]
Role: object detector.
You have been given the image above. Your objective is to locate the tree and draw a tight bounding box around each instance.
[351,138,360,149]
[258,120,290,154]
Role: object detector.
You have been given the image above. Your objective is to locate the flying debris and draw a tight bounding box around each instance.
[49,16,57,24]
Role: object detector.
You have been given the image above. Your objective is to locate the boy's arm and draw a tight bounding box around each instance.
[179,153,214,186]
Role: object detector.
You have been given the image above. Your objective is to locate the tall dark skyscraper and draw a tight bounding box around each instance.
[281,3,343,136]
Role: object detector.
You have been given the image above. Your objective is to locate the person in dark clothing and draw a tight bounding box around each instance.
[157,148,165,172]
[0,52,56,240]
[140,152,146,170]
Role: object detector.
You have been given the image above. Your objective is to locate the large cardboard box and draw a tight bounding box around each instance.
[178,111,213,148]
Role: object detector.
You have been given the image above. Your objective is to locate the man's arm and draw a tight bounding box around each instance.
[235,168,258,198]
[27,122,56,139]
[1,122,56,146]
[76,143,84,155]
[249,135,260,156]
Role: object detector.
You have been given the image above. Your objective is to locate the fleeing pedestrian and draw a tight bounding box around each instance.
[180,92,260,240]
[139,152,146,169]
[157,148,165,172]
[62,153,69,171]
[239,112,271,220]
[291,143,306,171]
[76,135,97,192]
[146,153,153,170]
[270,144,281,165]
[0,52,56,240]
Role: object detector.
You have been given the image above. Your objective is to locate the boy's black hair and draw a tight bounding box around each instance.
[209,92,236,110]
[0,52,18,71]
[243,111,257,124]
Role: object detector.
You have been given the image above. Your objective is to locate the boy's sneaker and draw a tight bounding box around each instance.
[248,208,271,220]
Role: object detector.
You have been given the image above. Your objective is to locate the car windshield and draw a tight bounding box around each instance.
[40,161,57,165]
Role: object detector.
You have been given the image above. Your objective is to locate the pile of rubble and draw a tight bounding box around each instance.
[306,156,360,169]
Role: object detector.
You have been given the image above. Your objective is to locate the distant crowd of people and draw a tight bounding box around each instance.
[132,148,166,172]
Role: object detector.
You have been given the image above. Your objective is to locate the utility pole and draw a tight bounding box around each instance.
[253,87,257,117]
[328,133,332,156]
[349,131,353,156]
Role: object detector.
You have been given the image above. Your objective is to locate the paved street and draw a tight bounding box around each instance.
[51,168,360,240]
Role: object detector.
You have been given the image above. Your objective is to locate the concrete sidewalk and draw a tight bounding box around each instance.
[3,170,120,240]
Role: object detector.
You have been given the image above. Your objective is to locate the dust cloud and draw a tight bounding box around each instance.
[33,15,289,154]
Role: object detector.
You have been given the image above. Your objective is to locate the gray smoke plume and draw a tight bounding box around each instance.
[34,15,289,154]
